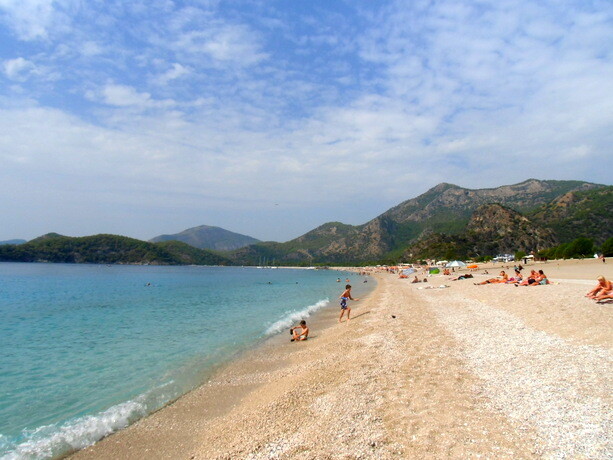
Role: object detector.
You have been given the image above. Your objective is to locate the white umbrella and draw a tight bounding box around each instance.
[402,268,416,275]
[445,260,467,268]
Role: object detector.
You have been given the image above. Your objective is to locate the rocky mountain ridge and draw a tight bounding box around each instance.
[404,204,558,261]
[230,179,608,264]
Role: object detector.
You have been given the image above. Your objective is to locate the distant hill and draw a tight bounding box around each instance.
[0,239,26,245]
[0,234,232,265]
[28,233,65,243]
[150,225,260,251]
[229,179,605,265]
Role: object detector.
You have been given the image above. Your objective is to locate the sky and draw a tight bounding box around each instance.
[0,0,612,243]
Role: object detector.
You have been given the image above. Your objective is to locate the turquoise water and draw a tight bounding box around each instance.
[0,263,372,459]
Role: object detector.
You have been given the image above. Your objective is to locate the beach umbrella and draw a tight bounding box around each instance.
[446,260,467,268]
[467,264,478,269]
[402,268,416,275]
[429,268,440,274]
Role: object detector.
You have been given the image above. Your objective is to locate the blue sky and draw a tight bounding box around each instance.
[1,0,611,242]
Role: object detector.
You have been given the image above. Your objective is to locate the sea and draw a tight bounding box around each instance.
[0,263,372,459]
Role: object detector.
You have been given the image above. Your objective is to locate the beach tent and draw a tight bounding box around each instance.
[429,268,440,274]
[402,268,416,275]
[446,260,467,268]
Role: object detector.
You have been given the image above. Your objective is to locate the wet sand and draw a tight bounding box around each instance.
[72,259,612,459]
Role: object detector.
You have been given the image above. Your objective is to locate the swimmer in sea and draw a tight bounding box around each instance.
[339,284,359,323]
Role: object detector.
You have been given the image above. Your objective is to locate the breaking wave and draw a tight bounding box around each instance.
[265,299,330,336]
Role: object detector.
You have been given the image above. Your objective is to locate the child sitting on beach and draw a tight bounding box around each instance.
[290,320,309,342]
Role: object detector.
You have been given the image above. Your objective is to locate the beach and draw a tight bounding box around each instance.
[72,259,612,459]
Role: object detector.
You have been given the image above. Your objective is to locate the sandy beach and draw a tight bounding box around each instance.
[72,259,612,459]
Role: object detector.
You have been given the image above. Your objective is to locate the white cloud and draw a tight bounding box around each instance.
[80,41,105,57]
[0,0,70,40]
[173,25,267,65]
[155,63,190,85]
[3,57,35,80]
[93,84,176,109]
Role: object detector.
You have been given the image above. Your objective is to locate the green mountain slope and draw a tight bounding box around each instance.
[0,234,231,265]
[229,179,604,265]
[150,225,260,251]
[529,186,612,245]
[403,204,558,261]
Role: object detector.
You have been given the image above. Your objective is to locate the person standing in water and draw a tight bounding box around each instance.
[339,284,359,323]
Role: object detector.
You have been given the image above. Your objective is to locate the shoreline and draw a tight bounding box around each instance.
[68,271,376,459]
[72,259,611,459]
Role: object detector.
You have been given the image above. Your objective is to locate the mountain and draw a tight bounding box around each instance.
[403,204,558,261]
[0,234,232,265]
[529,186,612,245]
[229,179,604,265]
[0,239,26,245]
[150,225,260,251]
[28,233,65,243]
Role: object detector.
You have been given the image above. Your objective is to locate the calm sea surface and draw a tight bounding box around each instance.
[0,263,372,459]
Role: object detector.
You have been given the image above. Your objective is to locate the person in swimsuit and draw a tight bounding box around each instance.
[475,271,508,285]
[530,270,549,286]
[339,284,359,323]
[587,276,612,299]
[290,320,309,341]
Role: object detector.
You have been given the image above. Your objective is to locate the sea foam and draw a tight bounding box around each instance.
[265,299,329,336]
[1,398,147,460]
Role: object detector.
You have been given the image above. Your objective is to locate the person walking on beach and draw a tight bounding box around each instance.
[339,284,359,323]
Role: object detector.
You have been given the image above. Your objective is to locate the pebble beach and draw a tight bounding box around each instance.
[72,259,612,459]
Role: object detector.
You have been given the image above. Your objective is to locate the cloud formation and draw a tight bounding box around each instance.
[0,0,611,242]
[3,57,35,80]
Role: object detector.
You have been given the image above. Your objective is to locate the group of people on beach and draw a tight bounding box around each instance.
[291,268,612,343]
[474,268,550,286]
[586,276,612,302]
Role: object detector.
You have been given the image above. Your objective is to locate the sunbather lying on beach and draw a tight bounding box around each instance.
[586,276,612,299]
[290,320,309,341]
[451,274,473,281]
[475,271,508,285]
